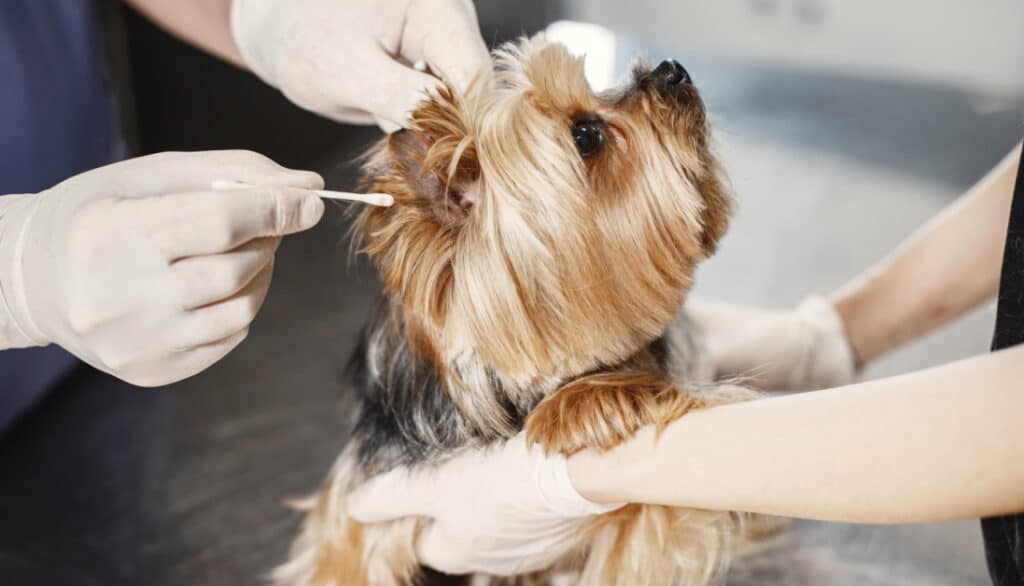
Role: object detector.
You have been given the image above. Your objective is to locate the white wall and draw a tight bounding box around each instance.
[559,0,1024,95]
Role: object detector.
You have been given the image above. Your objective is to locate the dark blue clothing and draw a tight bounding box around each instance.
[0,0,120,433]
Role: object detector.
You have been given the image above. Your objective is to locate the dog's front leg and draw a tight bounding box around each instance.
[523,369,699,457]
[523,371,755,586]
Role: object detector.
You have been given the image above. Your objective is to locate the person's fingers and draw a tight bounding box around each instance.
[118,328,250,388]
[415,523,471,575]
[686,298,775,368]
[172,237,281,309]
[140,186,323,259]
[359,51,443,130]
[347,467,437,523]
[318,106,378,127]
[73,150,323,197]
[400,0,490,92]
[173,263,274,349]
[686,298,764,331]
[375,116,402,135]
[174,327,251,380]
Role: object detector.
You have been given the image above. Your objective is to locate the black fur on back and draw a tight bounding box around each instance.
[346,295,538,476]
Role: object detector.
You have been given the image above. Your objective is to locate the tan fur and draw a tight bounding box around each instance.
[357,35,724,388]
[524,369,695,455]
[277,34,774,586]
[273,448,423,586]
[524,372,757,586]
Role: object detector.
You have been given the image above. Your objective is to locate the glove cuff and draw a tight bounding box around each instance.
[534,449,625,517]
[794,295,857,389]
[0,195,48,347]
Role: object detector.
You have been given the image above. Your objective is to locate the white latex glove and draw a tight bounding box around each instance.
[0,150,324,387]
[230,0,490,131]
[687,296,857,391]
[347,433,624,576]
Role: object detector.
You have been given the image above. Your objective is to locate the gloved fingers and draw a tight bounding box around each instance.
[176,327,251,381]
[357,51,443,130]
[171,237,281,310]
[335,109,378,127]
[375,115,402,135]
[415,523,473,576]
[173,263,273,349]
[78,150,322,198]
[145,186,322,259]
[121,327,250,388]
[400,0,490,92]
[347,466,439,523]
[686,297,771,331]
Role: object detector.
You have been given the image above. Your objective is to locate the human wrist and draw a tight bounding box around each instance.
[0,194,48,348]
[566,426,657,505]
[830,279,884,367]
[794,295,858,386]
[537,451,623,515]
[566,449,614,505]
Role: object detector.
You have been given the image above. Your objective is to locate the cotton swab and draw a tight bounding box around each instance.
[211,179,394,207]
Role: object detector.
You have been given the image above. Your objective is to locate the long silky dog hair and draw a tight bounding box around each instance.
[274,35,765,586]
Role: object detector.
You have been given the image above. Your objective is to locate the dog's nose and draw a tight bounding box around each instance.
[645,59,692,91]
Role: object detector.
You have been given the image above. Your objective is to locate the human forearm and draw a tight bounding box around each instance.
[833,144,1021,365]
[122,0,243,67]
[0,195,45,350]
[570,345,1024,523]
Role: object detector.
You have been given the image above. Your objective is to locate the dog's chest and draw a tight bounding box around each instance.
[348,302,709,477]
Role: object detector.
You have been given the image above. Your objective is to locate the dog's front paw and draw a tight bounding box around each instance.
[524,369,697,456]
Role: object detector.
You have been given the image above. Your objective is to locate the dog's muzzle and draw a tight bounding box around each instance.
[640,59,693,94]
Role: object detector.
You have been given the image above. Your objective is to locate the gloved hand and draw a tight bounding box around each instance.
[686,296,857,391]
[230,0,490,131]
[347,433,624,576]
[0,150,324,387]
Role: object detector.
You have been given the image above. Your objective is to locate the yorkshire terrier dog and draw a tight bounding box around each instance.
[274,36,765,586]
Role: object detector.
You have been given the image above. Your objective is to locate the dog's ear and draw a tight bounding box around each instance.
[353,95,479,331]
[360,80,481,226]
[382,129,480,225]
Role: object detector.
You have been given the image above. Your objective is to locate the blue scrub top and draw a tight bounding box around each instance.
[0,0,122,433]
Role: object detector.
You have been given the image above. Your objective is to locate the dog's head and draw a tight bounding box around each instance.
[357,36,731,386]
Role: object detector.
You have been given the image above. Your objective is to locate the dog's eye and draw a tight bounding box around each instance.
[571,119,604,158]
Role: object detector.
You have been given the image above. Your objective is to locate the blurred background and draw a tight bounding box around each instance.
[2,1,1021,585]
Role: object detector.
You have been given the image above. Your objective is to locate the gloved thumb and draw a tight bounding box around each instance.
[347,466,436,523]
[415,522,473,575]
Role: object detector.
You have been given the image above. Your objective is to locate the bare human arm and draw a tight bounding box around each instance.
[834,143,1022,365]
[121,0,244,67]
[345,146,1024,572]
[120,0,489,129]
[571,145,1024,522]
[570,344,1024,524]
[692,143,1022,388]
[347,344,1024,574]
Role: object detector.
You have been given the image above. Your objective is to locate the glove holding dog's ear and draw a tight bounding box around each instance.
[230,0,490,132]
[686,296,858,391]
